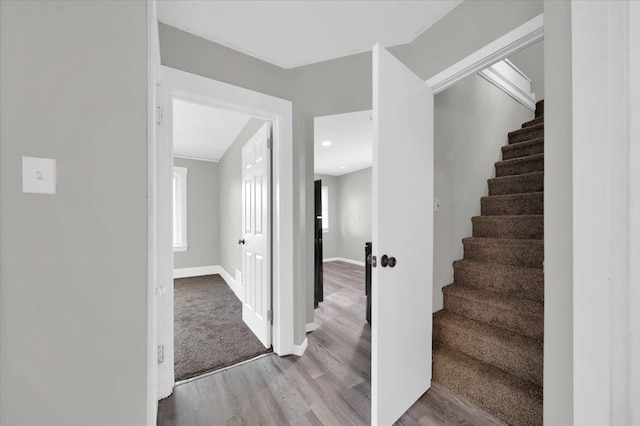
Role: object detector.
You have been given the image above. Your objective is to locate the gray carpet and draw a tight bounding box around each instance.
[174,274,270,382]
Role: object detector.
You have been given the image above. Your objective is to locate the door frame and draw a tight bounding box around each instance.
[366,13,544,423]
[152,65,294,400]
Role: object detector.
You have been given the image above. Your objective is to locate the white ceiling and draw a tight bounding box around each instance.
[314,110,373,176]
[157,1,463,69]
[172,98,253,161]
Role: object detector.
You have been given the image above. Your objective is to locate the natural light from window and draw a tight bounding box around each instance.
[321,185,329,232]
[173,166,188,251]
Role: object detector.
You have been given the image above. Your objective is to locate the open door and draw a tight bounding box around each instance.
[241,122,272,349]
[371,45,434,425]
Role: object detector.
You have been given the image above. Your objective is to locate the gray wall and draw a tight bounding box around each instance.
[337,168,372,262]
[508,40,545,100]
[173,157,220,269]
[219,119,267,277]
[315,169,372,262]
[314,174,341,259]
[159,0,543,342]
[543,1,573,424]
[433,73,532,311]
[0,2,148,425]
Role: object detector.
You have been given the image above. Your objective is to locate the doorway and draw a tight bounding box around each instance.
[154,66,294,399]
[169,95,273,382]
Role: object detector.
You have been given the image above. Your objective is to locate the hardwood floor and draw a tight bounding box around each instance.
[158,261,503,425]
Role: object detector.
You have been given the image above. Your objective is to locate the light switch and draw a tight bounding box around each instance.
[23,156,56,194]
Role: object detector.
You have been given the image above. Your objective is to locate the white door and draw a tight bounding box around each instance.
[371,44,434,425]
[241,122,272,349]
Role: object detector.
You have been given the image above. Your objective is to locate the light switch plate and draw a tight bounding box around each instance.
[23,156,56,194]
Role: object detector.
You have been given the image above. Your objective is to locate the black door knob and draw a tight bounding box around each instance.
[238,239,245,245]
[380,255,397,268]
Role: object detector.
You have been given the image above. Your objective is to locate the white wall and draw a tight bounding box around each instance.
[0,2,149,425]
[433,73,532,311]
[173,157,220,269]
[571,1,635,424]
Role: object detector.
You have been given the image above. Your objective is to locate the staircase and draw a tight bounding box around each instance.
[432,100,544,426]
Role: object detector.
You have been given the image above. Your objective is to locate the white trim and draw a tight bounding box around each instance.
[218,266,243,302]
[173,154,220,163]
[305,322,318,333]
[292,337,308,356]
[426,14,544,94]
[173,265,220,279]
[172,166,188,251]
[146,0,160,423]
[478,59,536,111]
[153,65,295,401]
[323,257,366,267]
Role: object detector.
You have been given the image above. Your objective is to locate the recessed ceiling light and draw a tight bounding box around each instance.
[321,140,332,147]
[339,166,346,169]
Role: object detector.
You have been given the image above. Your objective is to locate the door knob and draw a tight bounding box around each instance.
[367,254,377,267]
[380,255,397,268]
[238,239,245,245]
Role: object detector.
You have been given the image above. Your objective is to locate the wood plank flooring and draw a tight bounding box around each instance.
[158,261,503,425]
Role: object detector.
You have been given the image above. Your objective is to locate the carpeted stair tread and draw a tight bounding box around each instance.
[462,237,543,268]
[434,311,543,386]
[481,192,543,216]
[535,100,544,118]
[522,116,544,128]
[501,137,544,160]
[472,215,543,239]
[443,284,544,340]
[488,172,544,196]
[495,153,544,177]
[433,344,543,426]
[453,259,544,303]
[508,123,544,145]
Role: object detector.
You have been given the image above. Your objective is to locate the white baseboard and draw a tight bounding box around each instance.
[173,265,221,279]
[323,257,365,267]
[305,322,318,333]
[292,337,308,356]
[218,267,243,303]
[173,265,243,302]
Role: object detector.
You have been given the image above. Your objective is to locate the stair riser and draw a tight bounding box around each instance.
[509,127,544,145]
[535,100,544,118]
[488,173,544,196]
[434,320,543,386]
[444,293,544,340]
[463,241,544,268]
[496,157,544,177]
[433,347,543,426]
[522,116,544,128]
[502,140,544,160]
[453,262,544,303]
[472,216,543,239]
[481,193,543,216]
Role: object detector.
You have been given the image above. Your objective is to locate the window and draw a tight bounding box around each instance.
[321,185,329,232]
[173,166,188,251]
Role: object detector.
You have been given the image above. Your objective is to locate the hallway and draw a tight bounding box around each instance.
[158,261,503,425]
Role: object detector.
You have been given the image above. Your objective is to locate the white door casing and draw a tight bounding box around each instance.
[242,122,272,349]
[371,44,434,426]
